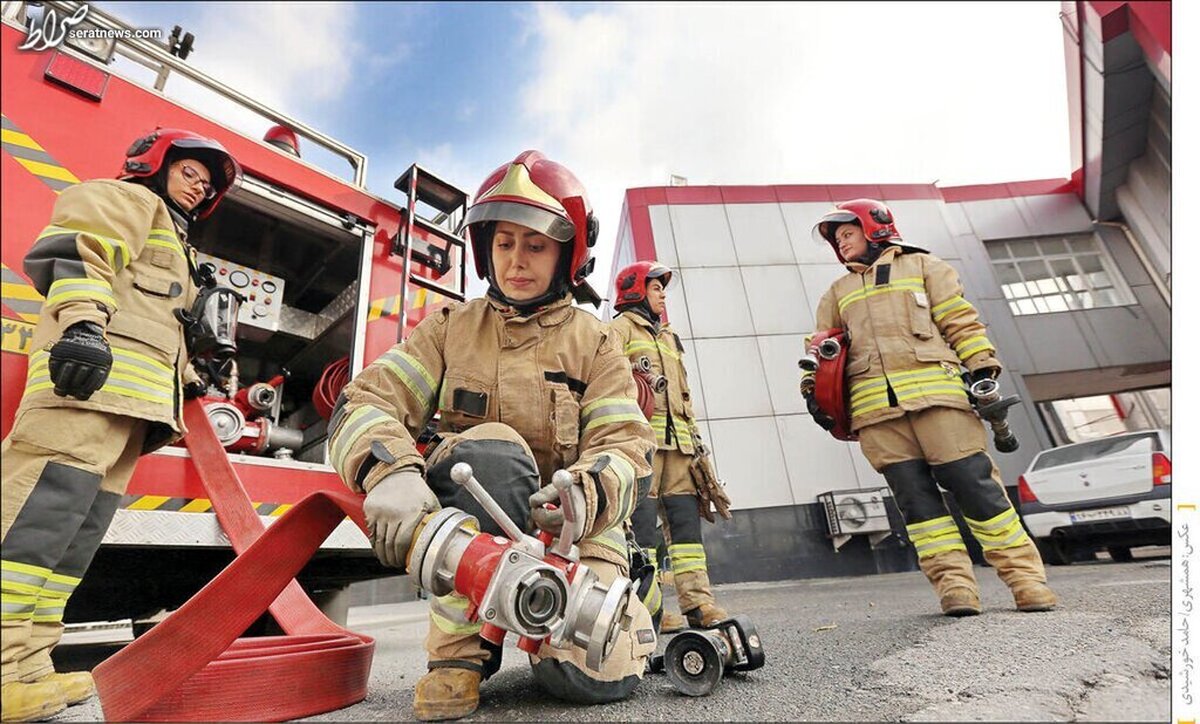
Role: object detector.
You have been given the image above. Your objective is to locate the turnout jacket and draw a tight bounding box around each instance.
[805,246,1001,432]
[18,179,200,451]
[329,295,657,567]
[607,311,698,455]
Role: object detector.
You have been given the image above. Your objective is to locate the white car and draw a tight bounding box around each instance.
[1017,429,1171,565]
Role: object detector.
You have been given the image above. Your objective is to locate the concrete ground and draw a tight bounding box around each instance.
[56,550,1170,722]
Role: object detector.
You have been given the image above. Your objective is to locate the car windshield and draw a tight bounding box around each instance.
[1032,432,1162,470]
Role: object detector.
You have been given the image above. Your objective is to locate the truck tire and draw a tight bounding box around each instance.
[1037,538,1070,566]
[1107,546,1134,563]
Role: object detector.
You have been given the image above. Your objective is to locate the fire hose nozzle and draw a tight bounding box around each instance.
[633,355,652,373]
[968,378,1021,454]
[798,355,818,373]
[818,338,841,360]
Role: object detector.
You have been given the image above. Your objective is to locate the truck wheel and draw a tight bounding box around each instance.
[1107,546,1134,563]
[1037,538,1070,566]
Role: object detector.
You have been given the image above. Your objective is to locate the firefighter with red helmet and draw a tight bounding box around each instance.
[1,129,240,722]
[803,199,1057,617]
[608,261,731,635]
[326,150,656,721]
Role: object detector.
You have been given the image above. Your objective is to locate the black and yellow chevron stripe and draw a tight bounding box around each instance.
[120,495,294,517]
[1,114,81,192]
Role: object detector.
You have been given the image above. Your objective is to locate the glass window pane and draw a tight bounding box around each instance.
[1088,270,1111,288]
[1017,299,1038,315]
[1068,236,1096,253]
[1032,297,1051,314]
[1009,240,1039,258]
[1008,301,1022,315]
[1094,288,1123,307]
[1045,295,1070,312]
[1018,260,1048,284]
[986,243,1010,260]
[1038,239,1068,255]
[995,263,1022,285]
[1065,273,1085,291]
[1077,291,1094,309]
[1035,278,1060,295]
[1004,282,1030,299]
[1077,254,1104,274]
[1064,292,1082,310]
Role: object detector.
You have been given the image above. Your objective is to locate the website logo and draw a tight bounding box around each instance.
[17,4,163,54]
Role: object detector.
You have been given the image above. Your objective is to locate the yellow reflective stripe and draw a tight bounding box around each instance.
[905,515,956,534]
[837,277,926,313]
[965,508,1030,550]
[624,341,657,355]
[850,366,947,397]
[932,295,973,322]
[112,347,174,376]
[43,572,81,593]
[45,277,115,308]
[329,406,391,472]
[642,577,662,615]
[429,594,481,635]
[1,593,37,619]
[98,376,173,403]
[149,228,179,241]
[38,225,130,271]
[606,454,637,523]
[656,340,680,361]
[430,610,482,635]
[581,398,644,433]
[1,561,53,581]
[669,543,707,574]
[915,540,968,558]
[588,527,630,557]
[966,508,1019,532]
[955,335,995,361]
[145,236,187,260]
[378,350,437,415]
[106,370,172,393]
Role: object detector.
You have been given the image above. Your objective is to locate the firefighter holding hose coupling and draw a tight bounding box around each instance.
[608,262,733,635]
[1,130,240,723]
[326,150,657,721]
[803,199,1057,618]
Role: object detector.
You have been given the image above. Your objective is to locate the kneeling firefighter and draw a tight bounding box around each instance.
[802,199,1058,617]
[326,150,658,721]
[608,261,732,634]
[1,130,240,723]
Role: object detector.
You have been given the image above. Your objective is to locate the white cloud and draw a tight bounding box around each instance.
[516,1,1071,293]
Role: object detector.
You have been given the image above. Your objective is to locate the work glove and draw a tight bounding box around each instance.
[802,388,836,432]
[48,321,112,401]
[183,379,208,400]
[529,474,588,542]
[971,366,1000,383]
[363,469,441,569]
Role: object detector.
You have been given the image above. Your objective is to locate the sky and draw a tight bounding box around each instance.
[99,1,1077,297]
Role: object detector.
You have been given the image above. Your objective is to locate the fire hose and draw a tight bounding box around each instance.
[314,356,351,421]
[92,399,375,722]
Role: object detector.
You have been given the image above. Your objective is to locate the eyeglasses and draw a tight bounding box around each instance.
[179,163,216,201]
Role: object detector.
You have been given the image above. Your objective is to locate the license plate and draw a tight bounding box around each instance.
[1069,506,1132,523]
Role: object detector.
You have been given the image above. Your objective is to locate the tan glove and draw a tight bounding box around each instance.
[363,469,440,569]
[529,475,588,541]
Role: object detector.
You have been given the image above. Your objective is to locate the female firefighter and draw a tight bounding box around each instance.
[608,262,731,634]
[326,150,657,721]
[1,130,240,723]
[801,198,1057,617]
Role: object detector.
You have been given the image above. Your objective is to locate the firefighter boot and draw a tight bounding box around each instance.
[0,681,67,723]
[412,667,482,721]
[660,611,686,634]
[28,672,94,706]
[984,543,1058,612]
[684,603,730,629]
[918,549,981,617]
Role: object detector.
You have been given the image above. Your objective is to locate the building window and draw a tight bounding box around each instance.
[987,235,1134,316]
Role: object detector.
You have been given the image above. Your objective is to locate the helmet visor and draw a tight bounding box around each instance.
[465,200,575,243]
[645,265,674,290]
[811,210,859,246]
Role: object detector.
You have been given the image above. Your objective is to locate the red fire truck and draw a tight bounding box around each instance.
[1,1,468,624]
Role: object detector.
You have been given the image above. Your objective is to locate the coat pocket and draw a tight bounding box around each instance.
[132,272,184,299]
[908,291,935,340]
[552,389,581,449]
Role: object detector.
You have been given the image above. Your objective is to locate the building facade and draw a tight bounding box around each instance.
[603,0,1170,583]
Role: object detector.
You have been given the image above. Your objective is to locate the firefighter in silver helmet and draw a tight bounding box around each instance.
[608,261,732,635]
[1,129,240,723]
[803,198,1058,617]
[326,150,657,721]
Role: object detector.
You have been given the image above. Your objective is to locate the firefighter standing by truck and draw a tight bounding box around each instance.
[802,199,1058,617]
[326,150,657,721]
[0,130,240,723]
[608,262,732,634]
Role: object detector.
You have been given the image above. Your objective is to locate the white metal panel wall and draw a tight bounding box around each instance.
[726,203,796,265]
[692,337,774,419]
[776,415,863,501]
[740,265,811,335]
[884,200,959,260]
[680,267,755,338]
[780,202,839,264]
[648,204,680,269]
[664,268,694,339]
[756,334,806,416]
[707,416,793,509]
[669,204,738,267]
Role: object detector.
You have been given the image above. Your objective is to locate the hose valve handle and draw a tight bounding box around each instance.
[450,462,528,544]
[551,469,579,557]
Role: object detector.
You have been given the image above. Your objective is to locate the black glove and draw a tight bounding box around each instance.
[48,322,112,401]
[971,366,1000,383]
[183,379,208,400]
[803,388,836,431]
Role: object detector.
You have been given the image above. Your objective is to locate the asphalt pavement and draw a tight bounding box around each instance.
[55,551,1170,722]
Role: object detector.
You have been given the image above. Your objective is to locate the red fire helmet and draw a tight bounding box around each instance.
[465,150,599,301]
[120,128,241,219]
[613,261,673,311]
[812,198,903,262]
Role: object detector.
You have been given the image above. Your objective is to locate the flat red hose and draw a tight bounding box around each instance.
[93,399,375,721]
